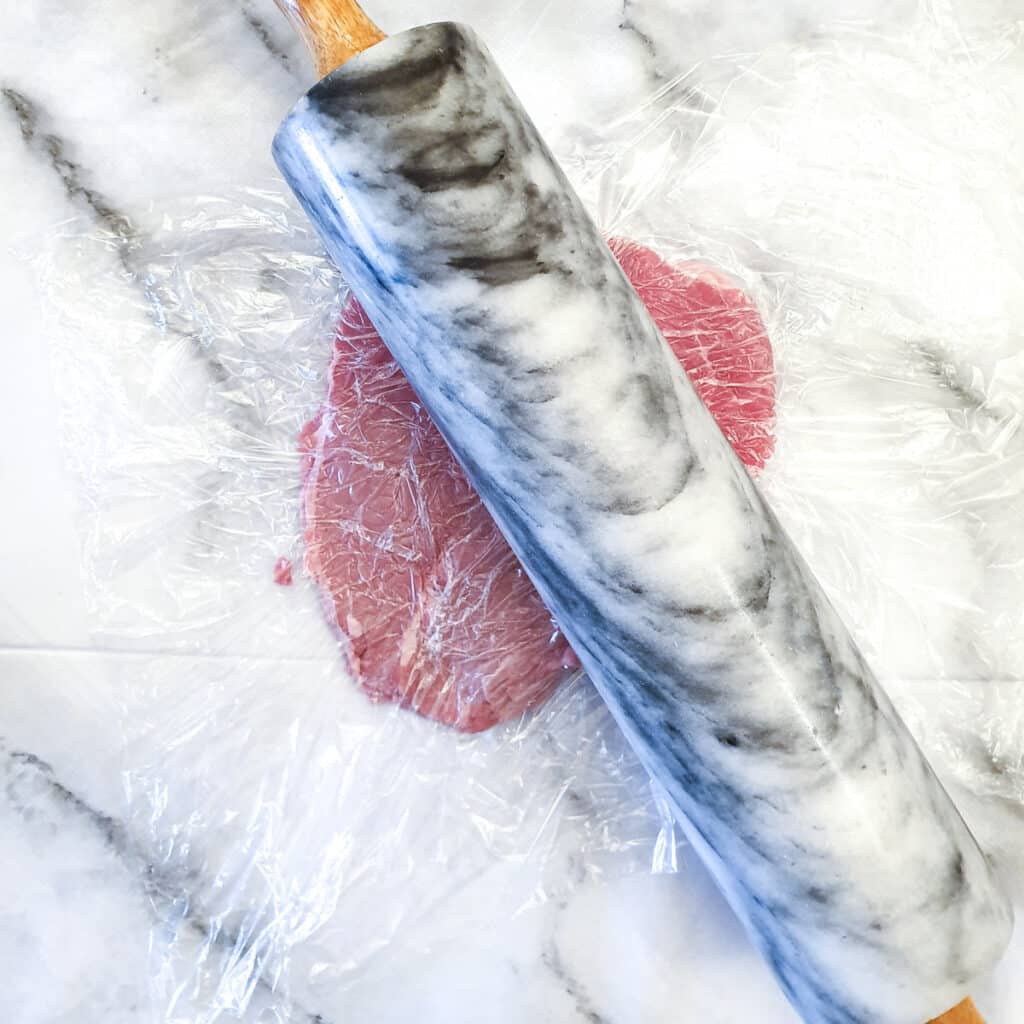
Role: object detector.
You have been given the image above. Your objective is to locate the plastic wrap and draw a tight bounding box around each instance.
[36,190,686,1018]
[31,7,1024,1021]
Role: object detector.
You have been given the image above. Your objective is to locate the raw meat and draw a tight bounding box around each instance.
[608,240,776,471]
[299,241,775,732]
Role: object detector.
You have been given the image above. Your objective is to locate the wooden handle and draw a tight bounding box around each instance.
[274,0,386,76]
[929,998,987,1023]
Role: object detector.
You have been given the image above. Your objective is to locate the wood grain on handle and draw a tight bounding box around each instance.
[930,998,987,1024]
[274,0,385,76]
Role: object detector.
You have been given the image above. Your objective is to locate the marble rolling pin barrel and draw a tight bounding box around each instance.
[269,2,1013,1022]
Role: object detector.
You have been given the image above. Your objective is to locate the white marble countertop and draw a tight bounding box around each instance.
[3,1,1024,1022]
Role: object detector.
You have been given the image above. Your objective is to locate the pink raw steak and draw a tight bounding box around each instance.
[299,241,775,732]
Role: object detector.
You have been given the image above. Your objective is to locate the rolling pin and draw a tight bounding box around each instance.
[269,3,1013,1021]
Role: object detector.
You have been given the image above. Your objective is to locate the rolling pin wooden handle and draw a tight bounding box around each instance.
[273,0,386,76]
[931,998,987,1024]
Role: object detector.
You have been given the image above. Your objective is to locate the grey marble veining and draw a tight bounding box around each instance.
[273,23,1013,1024]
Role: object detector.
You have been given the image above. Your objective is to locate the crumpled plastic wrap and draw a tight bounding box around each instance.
[36,190,685,1017]
[32,6,1024,1020]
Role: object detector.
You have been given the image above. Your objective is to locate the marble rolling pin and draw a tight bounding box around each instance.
[269,2,1012,1021]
